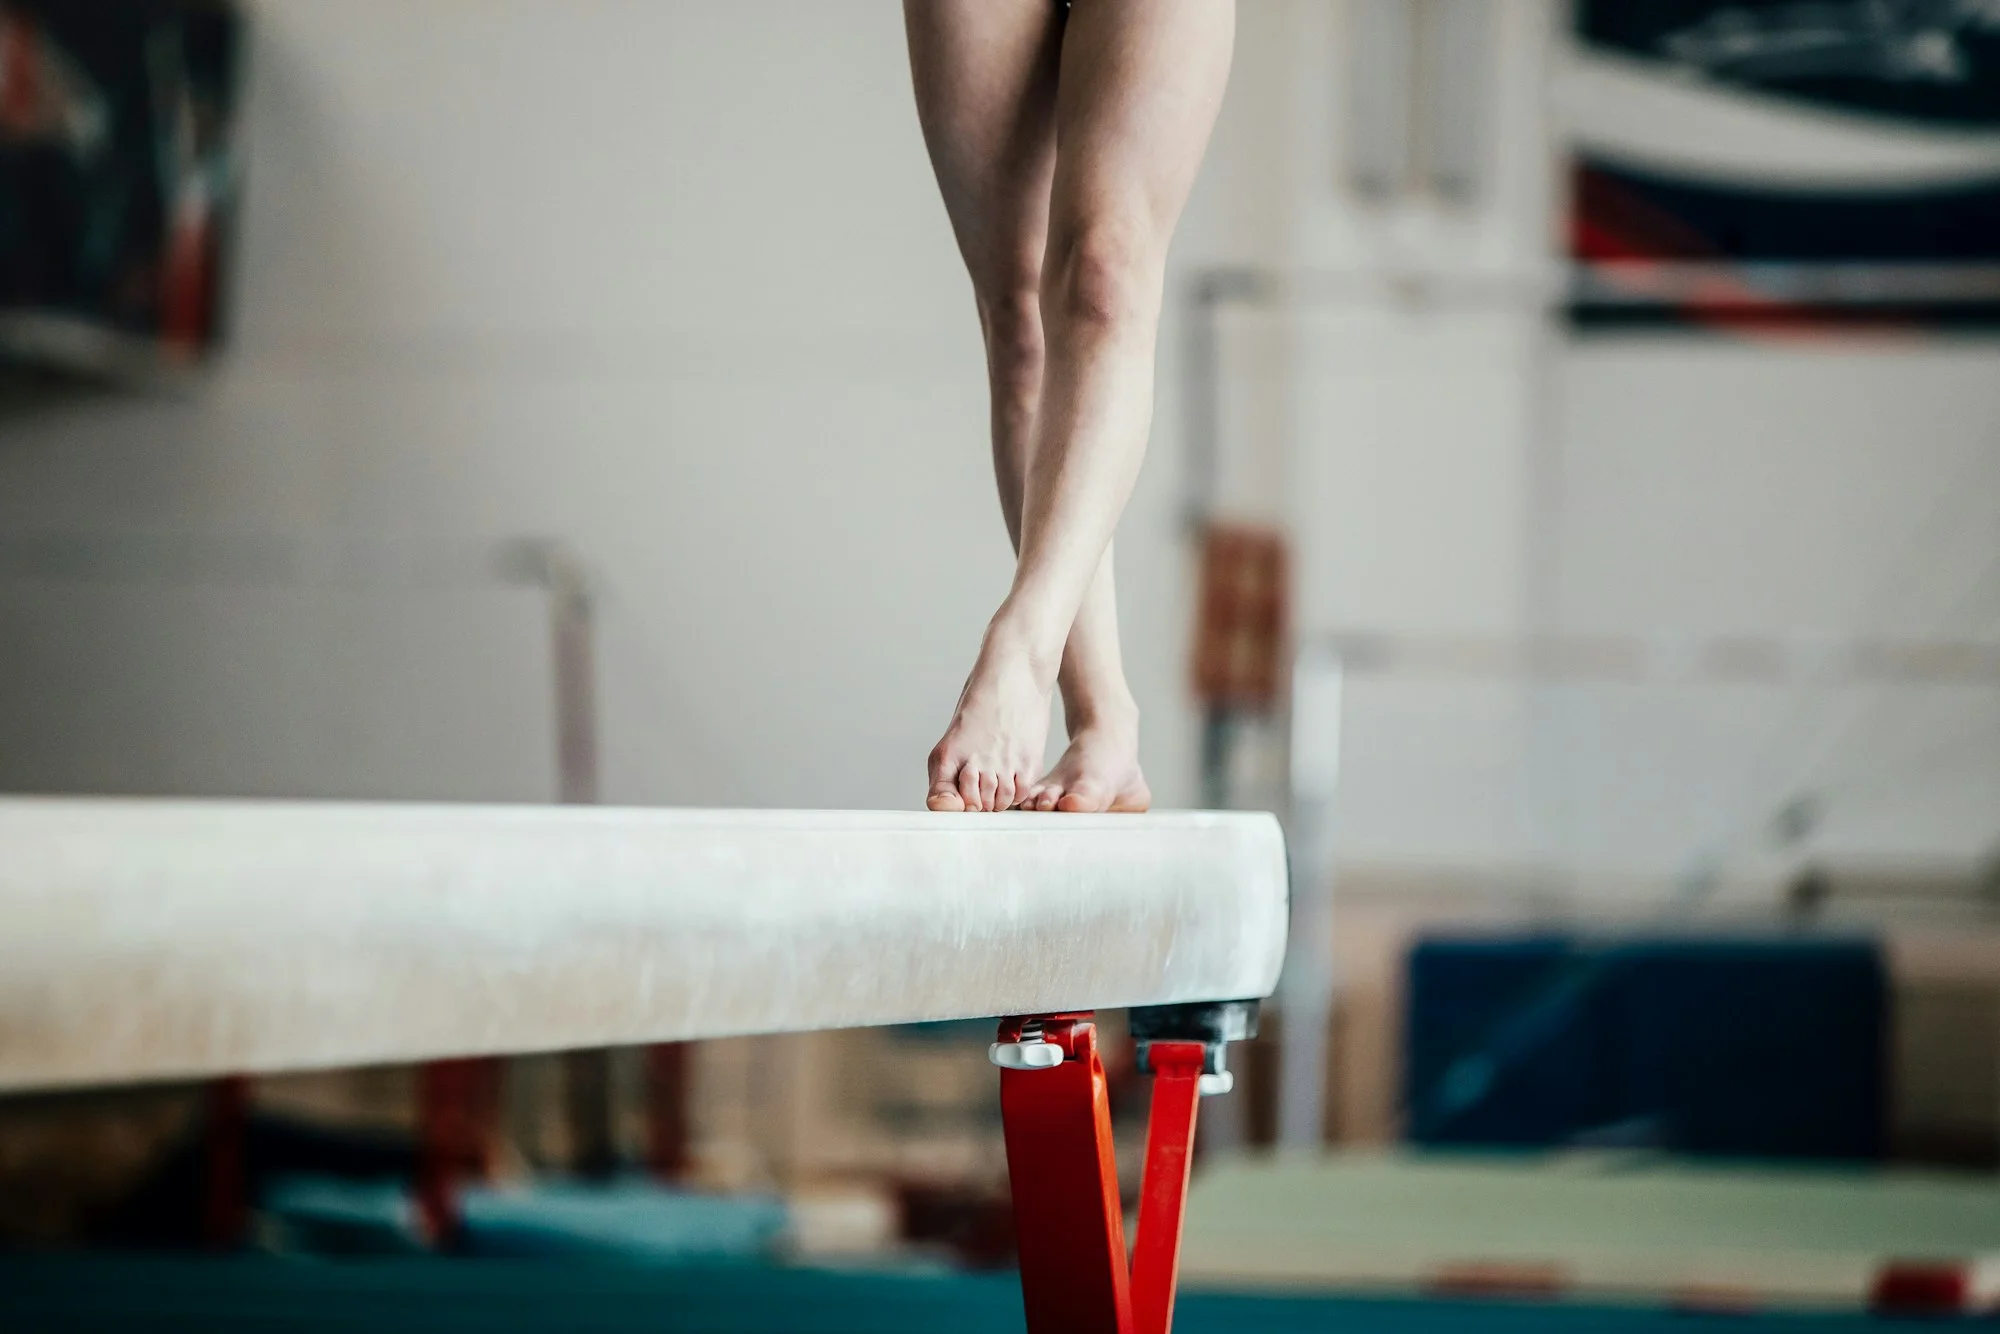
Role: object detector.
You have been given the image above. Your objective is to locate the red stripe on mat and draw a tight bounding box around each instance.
[1424,1262,1570,1300]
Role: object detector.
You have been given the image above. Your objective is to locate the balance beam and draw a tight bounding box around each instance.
[0,797,1287,1092]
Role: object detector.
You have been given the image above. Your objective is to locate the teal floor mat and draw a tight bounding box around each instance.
[0,1257,1974,1333]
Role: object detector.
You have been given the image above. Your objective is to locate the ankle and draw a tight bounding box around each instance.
[1061,688,1138,736]
[980,610,1063,693]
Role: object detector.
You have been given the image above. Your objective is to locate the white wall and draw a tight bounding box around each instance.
[1199,0,2000,883]
[1548,342,2000,874]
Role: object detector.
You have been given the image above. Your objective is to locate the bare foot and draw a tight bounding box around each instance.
[927,625,1055,812]
[1020,709,1150,813]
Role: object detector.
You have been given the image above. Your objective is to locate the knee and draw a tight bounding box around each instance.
[977,277,1046,386]
[1046,222,1157,331]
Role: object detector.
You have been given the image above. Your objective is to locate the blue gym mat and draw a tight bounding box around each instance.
[0,1257,1972,1332]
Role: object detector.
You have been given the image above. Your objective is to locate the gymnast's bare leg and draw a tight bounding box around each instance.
[905,0,1234,812]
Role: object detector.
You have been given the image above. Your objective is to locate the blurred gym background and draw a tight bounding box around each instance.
[3,1,1999,1328]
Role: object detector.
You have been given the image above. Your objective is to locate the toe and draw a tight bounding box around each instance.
[976,769,1000,812]
[994,773,1018,812]
[1035,787,1062,812]
[927,745,960,806]
[1109,781,1152,813]
[1056,786,1109,813]
[1013,771,1042,810]
[927,746,965,809]
[957,766,983,811]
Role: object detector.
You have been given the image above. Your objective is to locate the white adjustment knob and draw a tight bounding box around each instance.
[989,1040,1065,1071]
[1197,1070,1234,1097]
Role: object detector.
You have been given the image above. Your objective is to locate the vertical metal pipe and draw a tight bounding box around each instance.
[540,544,621,1174]
[1278,645,1345,1152]
[1416,0,1492,202]
[547,549,600,807]
[1183,276,1223,533]
[1348,0,1418,198]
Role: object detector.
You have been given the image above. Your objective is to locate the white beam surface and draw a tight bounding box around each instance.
[0,798,1287,1092]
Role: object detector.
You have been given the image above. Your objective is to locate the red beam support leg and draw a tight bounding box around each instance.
[416,1056,503,1248]
[646,1041,692,1181]
[202,1075,251,1250]
[998,1005,1252,1334]
[1131,1040,1205,1334]
[997,1015,1134,1334]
